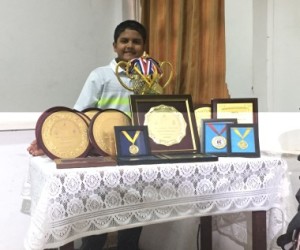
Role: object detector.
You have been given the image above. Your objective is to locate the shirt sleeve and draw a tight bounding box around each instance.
[73,70,103,111]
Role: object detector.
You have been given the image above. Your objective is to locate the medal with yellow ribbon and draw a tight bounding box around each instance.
[233,128,252,150]
[208,123,227,149]
[121,130,141,155]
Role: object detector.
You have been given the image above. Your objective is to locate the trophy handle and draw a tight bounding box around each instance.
[159,61,174,89]
[115,61,134,92]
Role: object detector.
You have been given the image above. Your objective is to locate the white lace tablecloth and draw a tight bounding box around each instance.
[22,156,290,250]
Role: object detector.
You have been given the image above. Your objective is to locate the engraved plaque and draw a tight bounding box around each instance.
[36,108,91,159]
[82,107,102,120]
[195,105,211,137]
[55,156,116,168]
[89,109,131,156]
[144,104,187,146]
[130,94,199,154]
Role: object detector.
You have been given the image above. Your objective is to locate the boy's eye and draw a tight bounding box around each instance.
[120,38,129,43]
[132,39,143,45]
[119,38,143,45]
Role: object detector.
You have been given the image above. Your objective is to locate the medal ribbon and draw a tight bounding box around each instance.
[207,123,227,136]
[128,57,161,75]
[122,131,141,145]
[148,57,162,74]
[233,128,252,139]
[139,58,151,75]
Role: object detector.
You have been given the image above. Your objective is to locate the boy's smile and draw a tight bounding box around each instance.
[113,29,145,62]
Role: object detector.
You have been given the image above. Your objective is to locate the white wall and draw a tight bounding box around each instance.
[1,0,299,112]
[0,0,123,112]
[225,0,300,112]
[225,0,254,99]
[272,0,300,112]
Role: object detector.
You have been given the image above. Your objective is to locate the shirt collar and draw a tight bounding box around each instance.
[110,58,126,74]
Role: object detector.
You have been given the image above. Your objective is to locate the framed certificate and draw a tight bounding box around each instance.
[227,124,260,157]
[201,119,237,156]
[194,104,212,138]
[130,94,199,154]
[211,98,258,124]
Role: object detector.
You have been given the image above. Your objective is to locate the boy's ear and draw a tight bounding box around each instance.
[113,42,117,51]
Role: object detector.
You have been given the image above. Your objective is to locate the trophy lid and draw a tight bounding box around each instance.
[89,109,131,156]
[36,107,91,159]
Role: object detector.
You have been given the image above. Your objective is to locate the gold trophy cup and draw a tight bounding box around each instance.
[115,52,173,95]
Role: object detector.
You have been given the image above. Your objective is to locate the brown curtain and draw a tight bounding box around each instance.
[140,0,229,106]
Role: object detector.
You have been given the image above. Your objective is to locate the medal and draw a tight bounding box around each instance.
[233,128,252,150]
[129,144,139,154]
[238,140,248,149]
[208,123,227,149]
[121,130,141,155]
[211,135,227,149]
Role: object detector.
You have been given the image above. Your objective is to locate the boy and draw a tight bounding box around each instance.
[73,19,146,114]
[28,20,146,250]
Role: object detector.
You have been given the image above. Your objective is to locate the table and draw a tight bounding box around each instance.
[23,156,289,250]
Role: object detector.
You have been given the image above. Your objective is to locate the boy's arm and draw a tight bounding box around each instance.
[74,71,101,111]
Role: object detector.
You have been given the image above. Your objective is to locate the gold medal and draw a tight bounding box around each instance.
[211,135,227,149]
[238,140,248,149]
[122,131,141,155]
[233,128,252,150]
[129,144,139,154]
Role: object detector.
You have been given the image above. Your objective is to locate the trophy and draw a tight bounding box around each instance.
[115,52,173,95]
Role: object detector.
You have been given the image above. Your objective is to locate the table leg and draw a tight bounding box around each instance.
[252,211,266,250]
[201,216,212,250]
[59,241,74,250]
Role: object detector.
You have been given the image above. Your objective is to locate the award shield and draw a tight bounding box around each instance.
[89,109,131,156]
[115,52,173,95]
[35,107,91,159]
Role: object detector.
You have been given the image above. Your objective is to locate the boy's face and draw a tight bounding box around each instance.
[113,29,145,62]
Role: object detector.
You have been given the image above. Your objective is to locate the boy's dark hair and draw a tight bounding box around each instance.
[114,20,147,43]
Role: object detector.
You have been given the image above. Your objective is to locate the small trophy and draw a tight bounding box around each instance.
[115,52,173,95]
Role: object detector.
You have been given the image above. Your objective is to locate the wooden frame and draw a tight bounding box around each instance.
[211,98,258,124]
[227,124,260,157]
[114,125,170,165]
[130,94,199,154]
[114,125,151,157]
[201,119,237,156]
[194,104,212,138]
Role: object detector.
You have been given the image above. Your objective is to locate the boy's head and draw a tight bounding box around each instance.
[113,20,147,62]
[114,20,147,44]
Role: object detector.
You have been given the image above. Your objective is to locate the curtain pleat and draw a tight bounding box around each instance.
[140,0,229,106]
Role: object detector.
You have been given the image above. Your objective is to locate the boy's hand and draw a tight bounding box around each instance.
[27,139,45,156]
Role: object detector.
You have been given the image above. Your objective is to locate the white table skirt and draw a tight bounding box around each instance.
[22,156,290,250]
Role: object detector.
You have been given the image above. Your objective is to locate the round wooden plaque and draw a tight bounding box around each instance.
[89,109,131,156]
[36,107,91,159]
[82,107,102,120]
